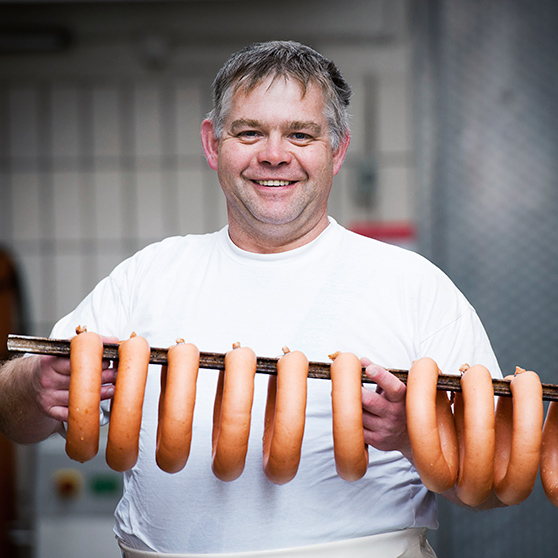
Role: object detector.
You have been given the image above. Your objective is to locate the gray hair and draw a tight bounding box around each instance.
[207,40,351,149]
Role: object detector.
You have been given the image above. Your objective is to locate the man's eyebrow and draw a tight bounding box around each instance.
[230,119,260,132]
[288,121,322,135]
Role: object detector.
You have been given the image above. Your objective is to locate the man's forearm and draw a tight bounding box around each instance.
[0,356,63,444]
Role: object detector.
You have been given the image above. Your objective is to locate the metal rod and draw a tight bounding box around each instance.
[7,334,558,401]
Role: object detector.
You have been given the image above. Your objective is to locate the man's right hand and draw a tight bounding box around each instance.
[0,335,117,444]
[34,348,116,423]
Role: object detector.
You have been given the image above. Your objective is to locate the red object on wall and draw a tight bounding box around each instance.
[349,221,416,249]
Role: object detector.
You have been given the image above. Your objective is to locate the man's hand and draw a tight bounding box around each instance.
[0,335,117,443]
[34,349,116,423]
[360,357,413,463]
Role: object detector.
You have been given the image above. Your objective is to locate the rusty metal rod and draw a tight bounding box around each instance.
[7,334,558,401]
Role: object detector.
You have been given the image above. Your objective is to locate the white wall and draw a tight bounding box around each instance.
[0,0,415,336]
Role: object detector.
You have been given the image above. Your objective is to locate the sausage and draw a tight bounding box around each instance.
[156,340,199,474]
[66,326,104,463]
[494,368,543,505]
[406,357,458,493]
[541,401,558,506]
[211,343,257,482]
[330,352,369,481]
[106,333,150,472]
[453,364,495,507]
[262,348,308,484]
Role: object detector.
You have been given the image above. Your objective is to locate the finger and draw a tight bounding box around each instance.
[50,388,70,407]
[361,407,399,448]
[38,387,70,421]
[100,335,119,367]
[100,335,120,345]
[100,383,115,401]
[360,356,372,368]
[361,386,392,418]
[101,365,117,386]
[362,407,381,430]
[360,357,385,395]
[42,354,71,376]
[364,363,406,403]
[37,366,71,393]
[50,406,69,423]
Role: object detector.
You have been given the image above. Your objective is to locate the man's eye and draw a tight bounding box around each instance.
[238,130,260,138]
[291,132,312,141]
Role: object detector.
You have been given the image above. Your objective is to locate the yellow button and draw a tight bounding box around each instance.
[52,468,84,499]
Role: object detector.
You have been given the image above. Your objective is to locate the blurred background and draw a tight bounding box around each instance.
[0,0,557,556]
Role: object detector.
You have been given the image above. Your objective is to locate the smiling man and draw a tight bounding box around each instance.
[201,72,349,253]
[0,41,504,558]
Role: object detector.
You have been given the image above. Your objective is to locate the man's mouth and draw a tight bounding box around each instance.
[254,180,296,187]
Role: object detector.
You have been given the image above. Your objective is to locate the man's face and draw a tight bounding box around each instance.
[201,76,349,252]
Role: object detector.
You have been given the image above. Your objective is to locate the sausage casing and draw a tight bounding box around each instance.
[494,369,543,505]
[106,334,150,472]
[156,341,199,474]
[454,364,495,507]
[541,401,558,506]
[263,349,308,484]
[330,352,369,481]
[211,345,257,482]
[66,329,104,463]
[406,357,458,493]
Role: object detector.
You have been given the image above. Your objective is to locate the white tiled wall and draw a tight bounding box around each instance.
[92,87,121,157]
[0,1,415,338]
[2,80,214,335]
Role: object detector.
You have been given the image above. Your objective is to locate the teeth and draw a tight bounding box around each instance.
[256,180,293,187]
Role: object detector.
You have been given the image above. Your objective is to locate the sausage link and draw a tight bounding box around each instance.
[66,327,104,463]
[541,401,558,506]
[330,352,369,481]
[211,344,257,482]
[156,340,199,474]
[106,334,150,472]
[262,348,308,484]
[454,364,495,507]
[406,357,458,493]
[494,368,543,505]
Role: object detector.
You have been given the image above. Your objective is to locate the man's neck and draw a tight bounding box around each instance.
[227,216,330,254]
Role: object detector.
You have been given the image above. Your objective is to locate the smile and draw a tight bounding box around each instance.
[254,180,295,187]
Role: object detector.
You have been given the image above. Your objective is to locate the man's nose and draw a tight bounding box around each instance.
[257,136,292,166]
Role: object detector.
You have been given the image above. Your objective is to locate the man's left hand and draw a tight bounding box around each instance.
[360,357,413,463]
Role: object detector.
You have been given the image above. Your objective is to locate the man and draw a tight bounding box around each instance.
[0,41,504,557]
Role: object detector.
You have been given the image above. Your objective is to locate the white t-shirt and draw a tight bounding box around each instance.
[51,218,501,553]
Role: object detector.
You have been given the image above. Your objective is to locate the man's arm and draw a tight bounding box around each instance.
[0,355,67,443]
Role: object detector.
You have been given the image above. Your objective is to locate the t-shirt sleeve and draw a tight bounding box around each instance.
[418,306,502,378]
[50,275,128,340]
[409,255,502,379]
[50,258,137,426]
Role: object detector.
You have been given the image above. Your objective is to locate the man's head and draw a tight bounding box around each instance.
[201,41,351,253]
[207,40,351,150]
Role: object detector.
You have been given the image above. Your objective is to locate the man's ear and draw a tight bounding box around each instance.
[332,133,351,176]
[201,119,219,171]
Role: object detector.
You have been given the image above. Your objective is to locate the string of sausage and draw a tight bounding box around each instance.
[7,334,558,401]
[14,333,558,504]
